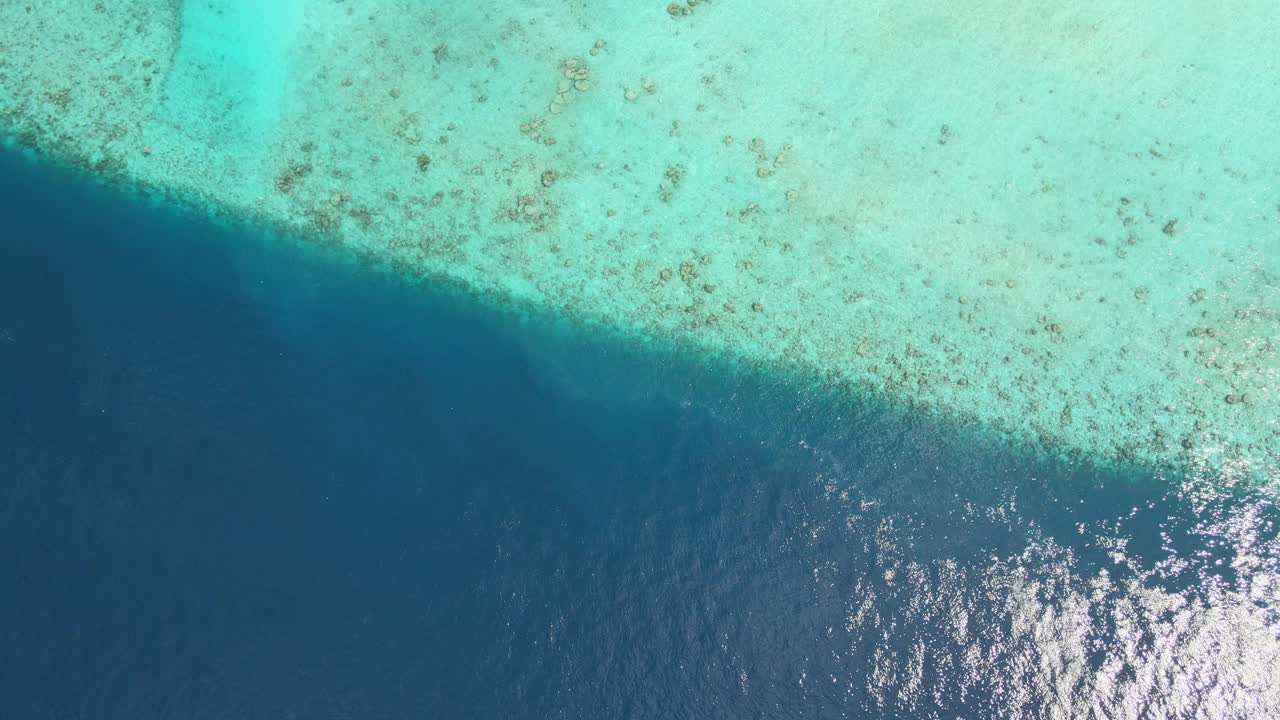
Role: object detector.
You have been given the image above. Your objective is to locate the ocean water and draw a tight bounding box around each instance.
[3,146,1279,720]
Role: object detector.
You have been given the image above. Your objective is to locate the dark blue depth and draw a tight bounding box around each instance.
[0,150,1260,719]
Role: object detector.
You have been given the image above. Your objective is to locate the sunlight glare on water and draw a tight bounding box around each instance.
[0,2,1277,718]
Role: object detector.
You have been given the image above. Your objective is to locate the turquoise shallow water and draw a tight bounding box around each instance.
[2,1,1276,476]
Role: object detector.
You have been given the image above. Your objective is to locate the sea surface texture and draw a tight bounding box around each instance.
[2,135,1279,720]
[2,1,1276,478]
[1,2,1279,719]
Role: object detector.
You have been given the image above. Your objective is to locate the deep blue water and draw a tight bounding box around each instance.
[1,150,1275,719]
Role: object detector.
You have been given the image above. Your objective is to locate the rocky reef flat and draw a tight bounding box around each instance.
[3,1,1276,481]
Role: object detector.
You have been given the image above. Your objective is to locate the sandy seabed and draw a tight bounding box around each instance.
[2,1,1277,481]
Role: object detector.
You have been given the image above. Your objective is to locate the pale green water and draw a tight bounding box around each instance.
[154,1,301,144]
[2,1,1277,481]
